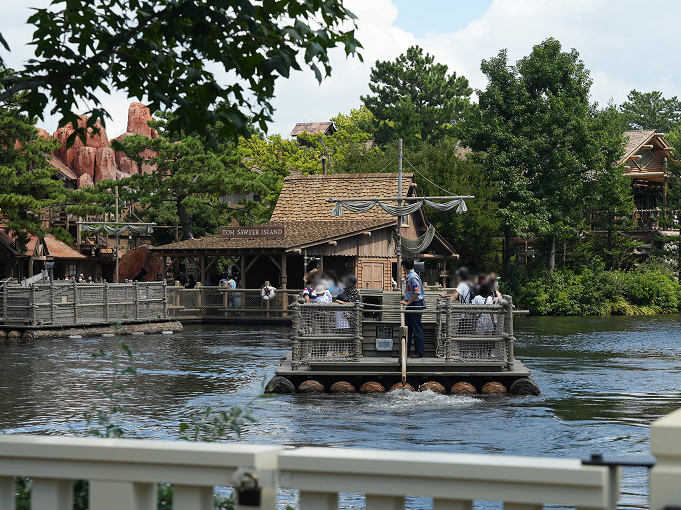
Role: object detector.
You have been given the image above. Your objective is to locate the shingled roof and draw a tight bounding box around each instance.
[289,122,336,137]
[622,130,657,160]
[155,173,415,253]
[271,173,414,224]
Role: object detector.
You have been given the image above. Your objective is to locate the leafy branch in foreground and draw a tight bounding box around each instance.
[0,0,362,146]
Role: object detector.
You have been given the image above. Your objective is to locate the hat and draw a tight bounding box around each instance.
[342,274,357,287]
[455,267,469,280]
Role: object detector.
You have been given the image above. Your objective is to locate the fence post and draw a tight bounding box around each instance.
[134,281,139,320]
[651,408,681,510]
[291,302,300,369]
[49,282,55,325]
[104,281,110,322]
[505,296,515,369]
[73,281,79,324]
[31,284,37,326]
[353,300,363,361]
[163,280,168,319]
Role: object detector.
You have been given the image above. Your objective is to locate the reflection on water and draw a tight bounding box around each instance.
[1,315,680,508]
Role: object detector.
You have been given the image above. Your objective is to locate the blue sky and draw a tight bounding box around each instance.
[393,0,492,36]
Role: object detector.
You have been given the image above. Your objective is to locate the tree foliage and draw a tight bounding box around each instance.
[0,67,64,251]
[464,38,624,270]
[619,90,681,133]
[362,45,472,148]
[0,0,362,146]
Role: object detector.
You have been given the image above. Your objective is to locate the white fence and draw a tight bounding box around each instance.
[3,407,681,510]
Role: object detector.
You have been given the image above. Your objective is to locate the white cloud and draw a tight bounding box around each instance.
[3,0,681,137]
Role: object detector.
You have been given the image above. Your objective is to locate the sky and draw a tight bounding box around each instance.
[2,0,681,138]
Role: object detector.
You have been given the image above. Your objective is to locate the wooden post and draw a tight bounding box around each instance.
[134,281,140,320]
[163,280,168,319]
[291,302,300,369]
[240,254,247,312]
[199,255,206,286]
[31,284,37,326]
[73,281,79,324]
[505,296,515,369]
[281,254,288,316]
[49,282,55,325]
[354,300,362,361]
[104,281,110,322]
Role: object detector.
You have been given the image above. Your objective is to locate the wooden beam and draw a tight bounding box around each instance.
[327,241,337,246]
[641,144,654,149]
[205,256,220,273]
[245,254,260,274]
[361,232,372,237]
[267,254,281,271]
[631,155,643,160]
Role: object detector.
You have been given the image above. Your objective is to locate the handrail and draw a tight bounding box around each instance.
[0,429,643,510]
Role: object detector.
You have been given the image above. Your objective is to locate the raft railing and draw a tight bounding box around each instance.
[4,406,681,509]
[291,301,363,366]
[0,281,169,327]
[436,296,515,368]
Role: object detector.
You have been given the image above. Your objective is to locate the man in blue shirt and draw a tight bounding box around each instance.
[400,257,426,358]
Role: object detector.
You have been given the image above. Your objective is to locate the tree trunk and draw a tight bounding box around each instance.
[503,227,512,277]
[546,235,556,270]
[177,199,194,239]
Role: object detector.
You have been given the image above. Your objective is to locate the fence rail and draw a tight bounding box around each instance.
[165,287,303,321]
[0,281,168,326]
[7,407,681,510]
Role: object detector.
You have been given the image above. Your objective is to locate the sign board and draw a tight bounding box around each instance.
[376,325,394,351]
[219,226,286,239]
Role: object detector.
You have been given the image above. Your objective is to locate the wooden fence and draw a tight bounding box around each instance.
[0,281,168,327]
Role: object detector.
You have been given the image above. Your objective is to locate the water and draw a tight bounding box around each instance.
[1,315,680,508]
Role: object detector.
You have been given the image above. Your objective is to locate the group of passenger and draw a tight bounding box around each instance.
[302,269,359,305]
[445,267,502,305]
[64,274,99,283]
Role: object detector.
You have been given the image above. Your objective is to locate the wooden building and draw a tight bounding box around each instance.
[621,130,675,231]
[152,173,457,290]
[0,232,99,281]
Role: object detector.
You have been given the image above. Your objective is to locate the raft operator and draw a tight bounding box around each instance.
[400,257,425,358]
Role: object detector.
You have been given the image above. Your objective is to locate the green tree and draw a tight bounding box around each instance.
[0,0,361,145]
[620,90,681,133]
[465,38,620,272]
[361,45,472,148]
[115,135,235,239]
[0,66,64,251]
[404,140,500,267]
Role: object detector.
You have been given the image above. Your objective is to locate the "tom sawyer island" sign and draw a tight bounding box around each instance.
[219,226,286,238]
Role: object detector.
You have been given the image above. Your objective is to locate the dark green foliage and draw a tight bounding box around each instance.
[0,0,362,146]
[362,45,472,148]
[619,90,681,133]
[400,140,500,267]
[0,66,65,251]
[464,38,626,270]
[506,259,681,315]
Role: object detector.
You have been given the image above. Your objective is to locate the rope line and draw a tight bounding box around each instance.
[403,156,457,196]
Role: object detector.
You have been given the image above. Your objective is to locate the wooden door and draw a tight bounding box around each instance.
[362,261,384,289]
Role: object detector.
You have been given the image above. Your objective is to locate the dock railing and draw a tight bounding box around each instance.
[165,287,303,321]
[0,281,169,327]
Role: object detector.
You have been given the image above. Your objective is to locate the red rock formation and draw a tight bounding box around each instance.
[127,102,156,138]
[73,146,97,178]
[36,128,51,139]
[117,246,163,283]
[95,148,117,182]
[77,174,94,188]
[54,124,83,168]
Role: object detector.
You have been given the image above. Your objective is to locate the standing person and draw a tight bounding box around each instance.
[302,269,319,303]
[335,275,359,304]
[400,257,425,359]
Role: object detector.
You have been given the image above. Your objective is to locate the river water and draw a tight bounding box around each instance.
[1,315,680,509]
